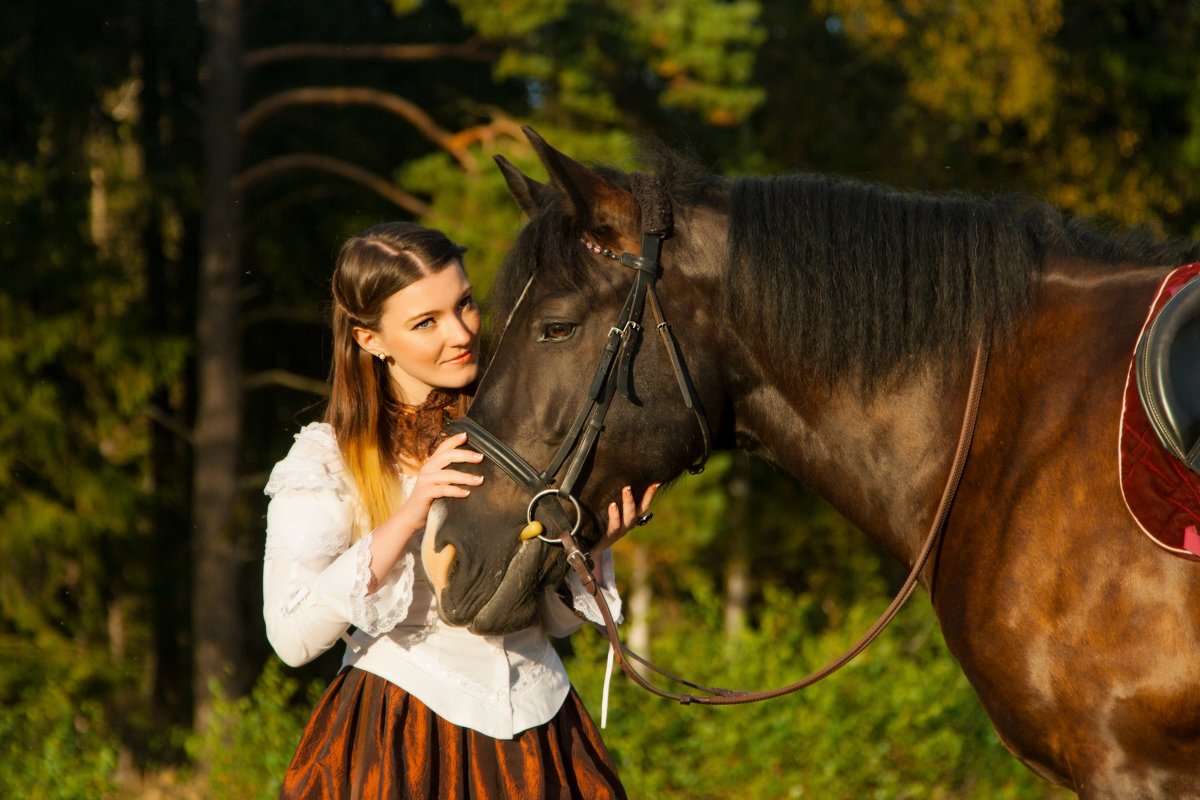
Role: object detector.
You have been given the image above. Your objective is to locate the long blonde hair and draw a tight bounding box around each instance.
[324,222,470,533]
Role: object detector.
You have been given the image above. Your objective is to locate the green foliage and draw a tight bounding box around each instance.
[451,0,766,127]
[816,0,1062,125]
[0,3,192,786]
[0,680,120,800]
[567,592,1064,799]
[185,660,322,800]
[773,1,1200,232]
[452,0,572,38]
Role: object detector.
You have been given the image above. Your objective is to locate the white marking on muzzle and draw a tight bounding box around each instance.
[420,501,454,598]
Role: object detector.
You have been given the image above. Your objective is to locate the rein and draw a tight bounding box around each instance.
[448,174,990,704]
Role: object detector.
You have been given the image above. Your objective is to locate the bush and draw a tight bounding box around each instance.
[565,589,1068,799]
[0,682,120,800]
[185,659,319,800]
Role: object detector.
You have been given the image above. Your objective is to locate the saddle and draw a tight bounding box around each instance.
[1120,261,1200,560]
[1135,276,1200,471]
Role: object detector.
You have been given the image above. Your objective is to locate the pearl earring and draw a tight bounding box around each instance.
[377,352,387,362]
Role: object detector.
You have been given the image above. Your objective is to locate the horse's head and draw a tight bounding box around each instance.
[421,129,725,634]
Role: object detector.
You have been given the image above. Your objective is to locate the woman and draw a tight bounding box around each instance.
[263,221,655,799]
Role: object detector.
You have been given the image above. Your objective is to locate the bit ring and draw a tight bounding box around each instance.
[526,489,582,546]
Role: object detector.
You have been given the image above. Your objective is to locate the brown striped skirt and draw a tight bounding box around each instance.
[280,667,627,800]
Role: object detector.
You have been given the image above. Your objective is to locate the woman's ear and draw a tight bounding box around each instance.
[352,326,381,357]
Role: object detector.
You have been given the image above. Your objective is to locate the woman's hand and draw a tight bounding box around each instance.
[396,432,484,530]
[593,483,660,555]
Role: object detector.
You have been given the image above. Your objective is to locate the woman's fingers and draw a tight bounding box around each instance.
[418,434,483,482]
[430,468,484,486]
[639,483,660,514]
[431,431,468,455]
[416,468,483,493]
[606,498,622,535]
[621,485,638,526]
[603,482,663,538]
[428,446,484,471]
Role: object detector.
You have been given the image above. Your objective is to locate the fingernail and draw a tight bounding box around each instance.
[474,475,484,483]
[624,486,632,495]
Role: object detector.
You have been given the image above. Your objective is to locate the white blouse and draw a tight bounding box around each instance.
[262,422,622,740]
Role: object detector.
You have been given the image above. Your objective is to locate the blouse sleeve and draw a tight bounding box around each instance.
[262,423,415,667]
[540,549,624,638]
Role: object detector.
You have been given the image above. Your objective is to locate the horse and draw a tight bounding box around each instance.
[419,128,1200,798]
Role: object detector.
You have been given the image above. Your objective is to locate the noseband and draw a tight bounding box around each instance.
[446,174,712,590]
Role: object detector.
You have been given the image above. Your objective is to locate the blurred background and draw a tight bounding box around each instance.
[4,0,1198,796]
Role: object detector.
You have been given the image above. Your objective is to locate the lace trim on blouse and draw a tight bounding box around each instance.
[567,566,621,626]
[263,423,343,495]
[386,634,559,706]
[264,509,351,560]
[510,652,557,698]
[263,497,352,559]
[349,531,416,637]
[294,421,339,453]
[264,467,341,496]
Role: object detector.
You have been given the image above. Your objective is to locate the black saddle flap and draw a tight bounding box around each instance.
[1135,276,1200,473]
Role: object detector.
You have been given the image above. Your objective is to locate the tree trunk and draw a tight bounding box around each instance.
[724,475,750,645]
[628,543,652,659]
[724,549,749,640]
[192,0,243,731]
[138,0,196,733]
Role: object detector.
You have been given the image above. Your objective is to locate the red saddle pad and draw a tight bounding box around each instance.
[1119,261,1200,561]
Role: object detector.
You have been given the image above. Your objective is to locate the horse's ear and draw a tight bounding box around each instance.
[522,126,636,230]
[493,155,546,218]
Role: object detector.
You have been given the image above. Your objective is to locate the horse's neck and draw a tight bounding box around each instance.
[724,256,1171,568]
[730,360,970,570]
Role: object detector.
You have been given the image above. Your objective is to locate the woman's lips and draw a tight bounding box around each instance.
[444,351,474,366]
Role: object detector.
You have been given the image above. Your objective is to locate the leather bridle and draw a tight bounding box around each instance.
[446,176,990,705]
[446,173,711,593]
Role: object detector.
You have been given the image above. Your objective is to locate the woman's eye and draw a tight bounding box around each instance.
[414,317,434,330]
[538,321,576,342]
[459,295,476,310]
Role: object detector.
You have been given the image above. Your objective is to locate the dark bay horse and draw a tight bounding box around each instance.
[420,129,1200,797]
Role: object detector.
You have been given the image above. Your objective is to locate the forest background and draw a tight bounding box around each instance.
[4,0,1199,797]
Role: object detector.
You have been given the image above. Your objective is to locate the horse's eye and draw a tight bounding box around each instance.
[538,321,577,342]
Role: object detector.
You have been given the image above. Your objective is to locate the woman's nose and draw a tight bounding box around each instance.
[447,313,475,346]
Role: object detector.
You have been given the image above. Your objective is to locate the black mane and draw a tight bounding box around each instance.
[491,149,1200,387]
[728,173,1198,386]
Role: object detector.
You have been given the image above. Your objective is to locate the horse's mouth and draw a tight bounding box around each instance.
[464,540,543,635]
[422,500,543,633]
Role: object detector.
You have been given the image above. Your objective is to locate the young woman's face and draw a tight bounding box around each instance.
[355,261,481,404]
